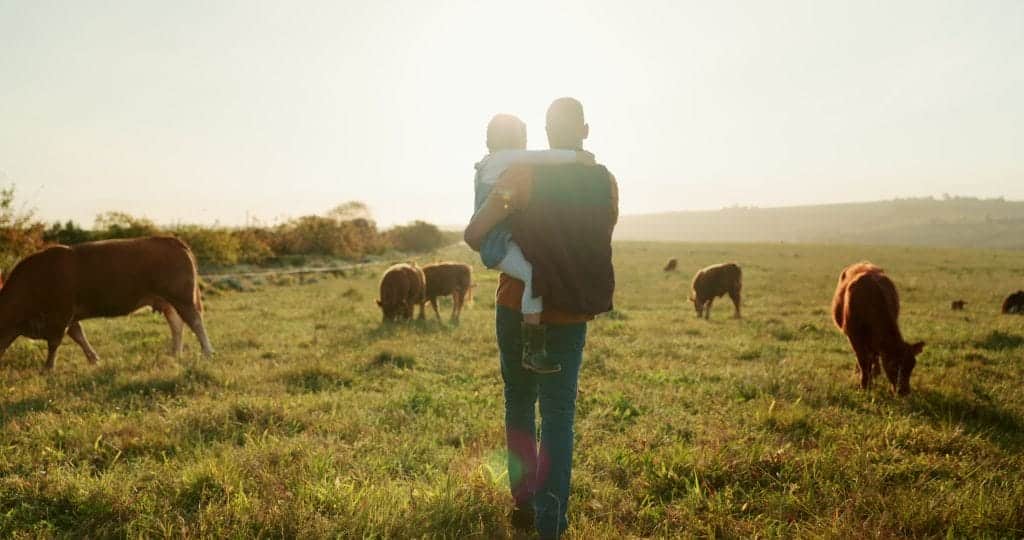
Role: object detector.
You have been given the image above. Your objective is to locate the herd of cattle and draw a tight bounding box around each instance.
[0,236,1021,397]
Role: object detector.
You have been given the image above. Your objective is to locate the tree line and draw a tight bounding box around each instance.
[0,188,456,271]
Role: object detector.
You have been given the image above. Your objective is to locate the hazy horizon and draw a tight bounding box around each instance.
[2,1,1022,227]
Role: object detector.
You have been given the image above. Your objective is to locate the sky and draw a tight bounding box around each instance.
[1,0,1022,227]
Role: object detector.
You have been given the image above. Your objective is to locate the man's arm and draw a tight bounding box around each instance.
[463,165,532,251]
[463,190,510,251]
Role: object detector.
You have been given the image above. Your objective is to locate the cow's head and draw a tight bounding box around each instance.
[882,341,925,396]
[689,293,703,317]
[377,299,410,323]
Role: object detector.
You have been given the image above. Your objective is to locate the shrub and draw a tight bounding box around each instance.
[0,186,44,272]
[231,227,275,265]
[44,220,93,245]
[94,212,160,239]
[386,220,448,253]
[172,226,242,268]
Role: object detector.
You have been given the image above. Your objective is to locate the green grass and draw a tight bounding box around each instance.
[2,242,1023,538]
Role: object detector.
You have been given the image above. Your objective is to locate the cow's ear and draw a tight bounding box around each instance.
[910,341,925,355]
[376,300,382,307]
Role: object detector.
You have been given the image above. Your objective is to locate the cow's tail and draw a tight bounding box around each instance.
[181,239,204,314]
[194,279,205,314]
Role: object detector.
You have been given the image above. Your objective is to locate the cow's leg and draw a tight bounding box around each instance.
[729,289,742,319]
[44,335,63,371]
[850,339,874,390]
[452,290,464,323]
[704,299,714,319]
[430,297,442,321]
[170,301,214,357]
[160,304,185,356]
[66,321,100,364]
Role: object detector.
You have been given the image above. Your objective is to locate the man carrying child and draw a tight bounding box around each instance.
[465,97,619,539]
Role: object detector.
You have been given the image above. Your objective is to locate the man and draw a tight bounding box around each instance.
[465,97,619,539]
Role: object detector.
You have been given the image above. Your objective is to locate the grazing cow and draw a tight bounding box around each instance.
[950,300,966,311]
[663,258,678,272]
[377,263,426,322]
[1003,291,1024,314]
[831,262,924,396]
[0,236,213,370]
[422,262,473,323]
[690,263,742,319]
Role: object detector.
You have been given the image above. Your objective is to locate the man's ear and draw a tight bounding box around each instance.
[581,123,589,141]
[910,341,925,355]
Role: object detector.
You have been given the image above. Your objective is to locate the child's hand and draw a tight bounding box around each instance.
[575,150,596,166]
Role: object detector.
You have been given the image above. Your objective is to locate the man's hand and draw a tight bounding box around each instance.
[575,150,596,166]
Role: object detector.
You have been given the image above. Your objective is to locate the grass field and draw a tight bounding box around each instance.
[1,242,1023,538]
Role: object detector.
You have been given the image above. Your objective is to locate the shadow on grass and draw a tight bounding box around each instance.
[0,396,49,426]
[907,388,1024,451]
[974,330,1024,351]
[366,319,453,340]
[365,352,416,370]
[281,366,352,393]
[109,366,219,401]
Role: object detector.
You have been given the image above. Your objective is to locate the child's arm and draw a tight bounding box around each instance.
[490,149,594,169]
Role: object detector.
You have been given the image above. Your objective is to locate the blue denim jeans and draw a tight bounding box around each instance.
[496,305,587,539]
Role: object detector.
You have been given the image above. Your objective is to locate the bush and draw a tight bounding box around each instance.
[271,216,385,260]
[0,187,44,272]
[386,220,448,253]
[94,212,160,239]
[231,228,275,265]
[44,220,93,244]
[172,226,242,269]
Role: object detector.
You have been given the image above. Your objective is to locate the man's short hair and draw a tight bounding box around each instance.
[486,114,527,152]
[546,97,585,132]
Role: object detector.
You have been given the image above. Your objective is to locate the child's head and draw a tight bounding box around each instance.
[486,114,527,153]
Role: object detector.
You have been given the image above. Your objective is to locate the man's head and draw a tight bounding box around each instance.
[486,114,527,153]
[546,97,589,150]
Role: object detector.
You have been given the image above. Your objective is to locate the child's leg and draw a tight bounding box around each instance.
[496,243,559,373]
[495,243,543,323]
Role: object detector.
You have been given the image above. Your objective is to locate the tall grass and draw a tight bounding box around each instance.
[1,242,1023,537]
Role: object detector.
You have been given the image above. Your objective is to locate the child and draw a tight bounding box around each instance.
[473,114,593,373]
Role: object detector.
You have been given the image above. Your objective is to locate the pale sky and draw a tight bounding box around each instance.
[2,0,1022,227]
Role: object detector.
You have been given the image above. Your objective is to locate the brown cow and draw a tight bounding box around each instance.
[832,262,924,396]
[422,262,473,323]
[1002,291,1024,314]
[376,263,426,322]
[663,258,678,272]
[690,263,742,319]
[0,236,213,370]
[950,300,966,311]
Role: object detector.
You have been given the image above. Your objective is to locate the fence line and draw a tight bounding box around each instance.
[200,260,386,281]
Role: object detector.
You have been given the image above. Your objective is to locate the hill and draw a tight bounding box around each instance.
[615,197,1024,249]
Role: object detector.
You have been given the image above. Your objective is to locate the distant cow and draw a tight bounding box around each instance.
[663,258,678,272]
[950,300,966,311]
[1003,291,1024,314]
[422,262,473,323]
[832,262,924,396]
[0,236,213,370]
[377,263,426,322]
[690,263,742,319]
